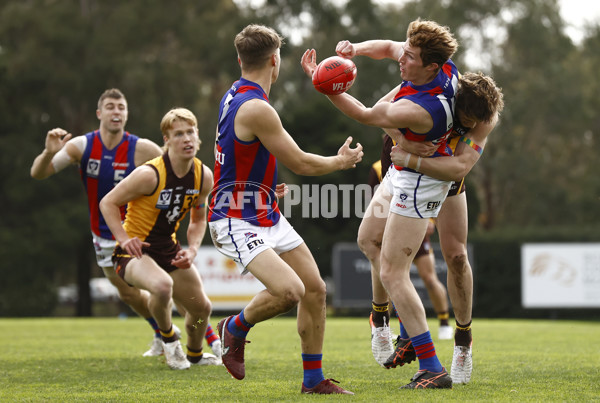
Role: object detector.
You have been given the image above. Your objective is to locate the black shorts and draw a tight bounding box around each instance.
[447,178,466,197]
[415,233,432,259]
[112,240,182,281]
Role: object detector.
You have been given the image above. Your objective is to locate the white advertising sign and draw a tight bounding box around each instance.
[521,243,600,308]
[194,246,265,310]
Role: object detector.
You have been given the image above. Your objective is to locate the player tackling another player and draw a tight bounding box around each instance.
[389,71,504,384]
[303,19,504,389]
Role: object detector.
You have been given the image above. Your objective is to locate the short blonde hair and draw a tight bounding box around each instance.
[160,108,201,150]
[160,107,198,135]
[234,24,284,71]
[406,19,458,69]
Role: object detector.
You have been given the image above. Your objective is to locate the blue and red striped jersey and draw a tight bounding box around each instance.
[209,78,280,227]
[79,130,138,238]
[393,59,459,166]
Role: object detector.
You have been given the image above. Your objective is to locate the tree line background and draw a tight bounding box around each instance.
[1,0,598,317]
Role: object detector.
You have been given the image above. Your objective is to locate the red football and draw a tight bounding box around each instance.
[312,56,357,95]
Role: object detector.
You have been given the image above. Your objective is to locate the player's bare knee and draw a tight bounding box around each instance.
[279,286,303,312]
[447,253,468,274]
[379,261,396,287]
[421,274,436,288]
[195,298,212,318]
[304,278,327,305]
[184,303,211,328]
[379,268,392,287]
[150,279,174,302]
[117,287,143,306]
[357,235,380,261]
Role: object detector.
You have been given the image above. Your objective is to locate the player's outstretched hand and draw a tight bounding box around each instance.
[45,128,72,154]
[337,136,363,169]
[275,183,289,198]
[121,237,150,260]
[301,49,317,78]
[336,40,356,59]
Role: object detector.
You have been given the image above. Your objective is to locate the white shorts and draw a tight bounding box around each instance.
[208,215,304,272]
[91,232,117,268]
[385,168,451,218]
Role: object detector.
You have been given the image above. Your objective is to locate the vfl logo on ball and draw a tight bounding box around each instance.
[313,56,357,95]
[209,181,278,221]
[331,81,354,93]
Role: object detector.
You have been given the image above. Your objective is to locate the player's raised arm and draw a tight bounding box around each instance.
[31,128,84,179]
[235,99,363,175]
[301,49,433,131]
[336,39,404,61]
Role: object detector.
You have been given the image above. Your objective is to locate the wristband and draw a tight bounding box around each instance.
[406,153,415,168]
[460,136,483,155]
[406,153,422,171]
[401,152,411,167]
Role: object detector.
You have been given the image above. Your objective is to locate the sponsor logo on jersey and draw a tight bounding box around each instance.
[86,159,101,178]
[156,189,173,209]
[210,180,277,221]
[426,201,441,211]
[247,238,264,251]
[166,206,181,224]
[244,232,257,243]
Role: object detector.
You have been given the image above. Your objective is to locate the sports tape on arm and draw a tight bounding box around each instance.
[51,136,86,172]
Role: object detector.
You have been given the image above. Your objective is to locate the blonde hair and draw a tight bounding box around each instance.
[160,107,201,150]
[406,19,458,69]
[456,72,504,123]
[234,24,284,71]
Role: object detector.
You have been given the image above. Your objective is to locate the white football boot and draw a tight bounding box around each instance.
[438,325,453,340]
[163,339,191,370]
[143,337,163,357]
[370,314,394,367]
[142,323,181,357]
[450,345,473,384]
[210,339,222,360]
[190,352,222,366]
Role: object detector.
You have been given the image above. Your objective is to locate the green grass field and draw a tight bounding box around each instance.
[1,317,598,401]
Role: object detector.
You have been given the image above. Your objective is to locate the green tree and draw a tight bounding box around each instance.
[0,0,251,316]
